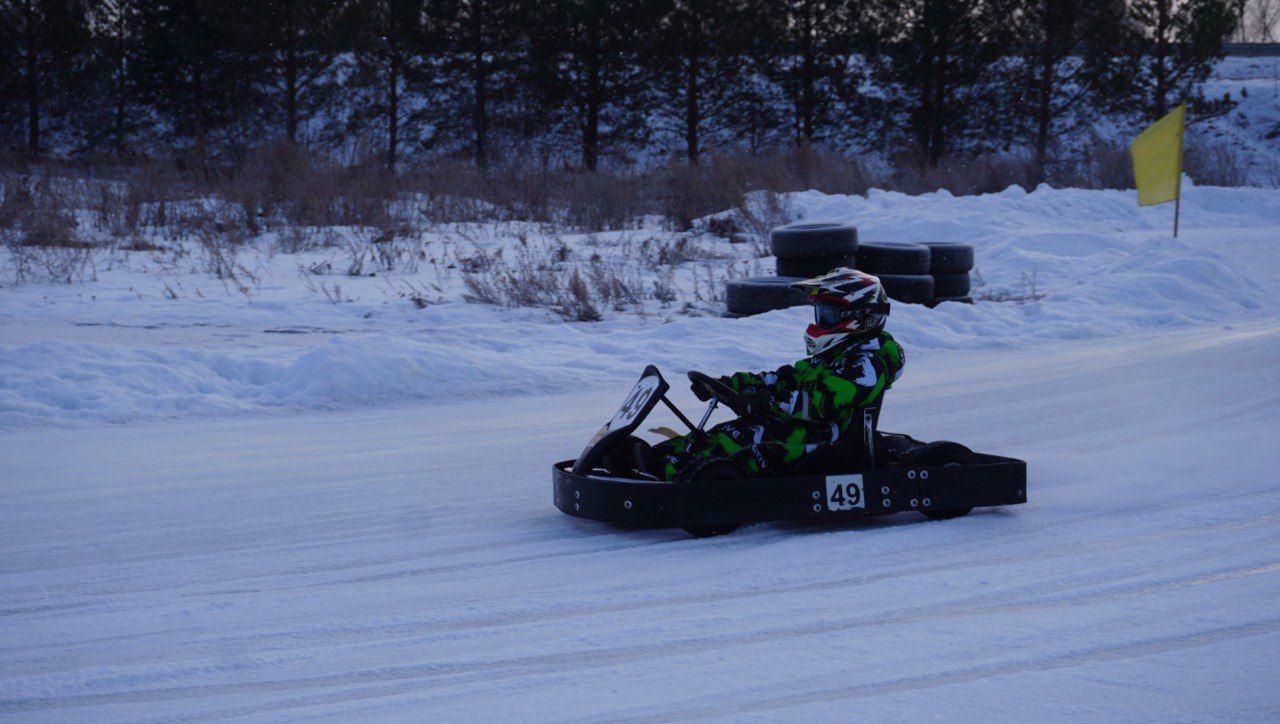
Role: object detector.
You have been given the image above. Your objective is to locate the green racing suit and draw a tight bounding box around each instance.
[654,331,905,480]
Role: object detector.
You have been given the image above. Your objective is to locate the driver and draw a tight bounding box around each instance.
[652,268,904,480]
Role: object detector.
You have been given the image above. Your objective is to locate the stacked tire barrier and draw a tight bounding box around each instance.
[770,222,858,279]
[724,222,856,317]
[922,241,975,306]
[723,221,976,316]
[850,240,974,306]
[853,241,934,304]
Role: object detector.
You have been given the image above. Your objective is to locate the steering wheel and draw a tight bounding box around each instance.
[687,371,753,417]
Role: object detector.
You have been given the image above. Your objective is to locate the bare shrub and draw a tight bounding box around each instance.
[734,191,790,255]
[587,258,644,311]
[300,273,351,303]
[658,146,876,230]
[639,236,727,269]
[460,243,605,321]
[565,268,603,321]
[213,143,402,232]
[557,171,647,231]
[2,199,98,285]
[387,278,442,308]
[1184,135,1249,187]
[3,244,98,285]
[975,270,1046,304]
[1050,132,1132,190]
[19,206,87,248]
[891,148,1039,196]
[276,225,317,254]
[189,211,256,293]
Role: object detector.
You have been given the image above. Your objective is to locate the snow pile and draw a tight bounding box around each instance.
[787,183,1278,347]
[2,184,1279,429]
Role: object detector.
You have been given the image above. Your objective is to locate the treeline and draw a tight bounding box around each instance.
[0,0,1241,178]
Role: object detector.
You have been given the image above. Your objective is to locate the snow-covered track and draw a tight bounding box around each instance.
[2,322,1278,719]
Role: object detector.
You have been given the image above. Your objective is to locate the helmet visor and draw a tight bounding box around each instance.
[814,300,849,328]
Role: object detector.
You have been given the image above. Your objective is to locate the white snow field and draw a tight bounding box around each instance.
[3,184,1280,719]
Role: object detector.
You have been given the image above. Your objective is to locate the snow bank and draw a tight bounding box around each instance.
[2,184,1279,430]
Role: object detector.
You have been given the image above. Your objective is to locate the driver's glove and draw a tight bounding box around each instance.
[740,389,773,416]
[692,380,714,401]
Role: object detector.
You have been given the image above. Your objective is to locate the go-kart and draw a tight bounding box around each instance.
[553,366,1027,537]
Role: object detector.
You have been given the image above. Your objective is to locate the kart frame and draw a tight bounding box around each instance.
[553,366,1027,530]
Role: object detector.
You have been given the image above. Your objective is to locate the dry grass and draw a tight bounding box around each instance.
[0,135,1267,300]
[1050,132,1133,190]
[1184,135,1250,187]
[890,149,1040,195]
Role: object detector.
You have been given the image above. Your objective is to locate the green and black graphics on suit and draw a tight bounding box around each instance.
[654,332,905,480]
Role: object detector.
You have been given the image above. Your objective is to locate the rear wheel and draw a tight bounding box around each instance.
[675,458,741,538]
[911,441,977,521]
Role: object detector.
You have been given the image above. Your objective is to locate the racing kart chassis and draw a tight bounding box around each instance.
[553,366,1026,536]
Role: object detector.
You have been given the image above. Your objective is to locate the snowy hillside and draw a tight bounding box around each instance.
[2,182,1279,429]
[2,183,1280,719]
[1204,56,1280,182]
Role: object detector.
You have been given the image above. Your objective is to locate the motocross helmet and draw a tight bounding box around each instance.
[791,268,889,355]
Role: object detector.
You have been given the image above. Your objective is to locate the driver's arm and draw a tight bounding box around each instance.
[720,365,798,397]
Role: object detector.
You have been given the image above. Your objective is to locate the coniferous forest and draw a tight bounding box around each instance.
[0,0,1250,182]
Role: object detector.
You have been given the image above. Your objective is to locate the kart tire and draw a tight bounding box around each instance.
[725,277,808,315]
[876,273,935,305]
[920,241,974,274]
[911,441,977,521]
[675,458,741,538]
[776,255,856,279]
[932,272,971,298]
[855,241,931,275]
[770,221,858,259]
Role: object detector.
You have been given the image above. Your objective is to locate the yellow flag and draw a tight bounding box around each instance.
[1131,104,1186,207]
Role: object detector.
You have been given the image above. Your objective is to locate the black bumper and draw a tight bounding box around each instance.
[553,454,1027,529]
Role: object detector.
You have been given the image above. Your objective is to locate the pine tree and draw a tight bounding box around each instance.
[867,0,1009,164]
[0,0,93,156]
[341,0,442,167]
[1116,0,1238,121]
[531,0,659,170]
[649,0,768,163]
[757,0,870,147]
[247,0,344,145]
[1001,0,1127,179]
[437,0,526,167]
[133,0,261,162]
[82,0,142,156]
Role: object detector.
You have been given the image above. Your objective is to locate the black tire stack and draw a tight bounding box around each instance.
[723,223,976,315]
[724,222,857,317]
[853,240,975,306]
[770,222,858,279]
[853,241,935,305]
[921,241,975,306]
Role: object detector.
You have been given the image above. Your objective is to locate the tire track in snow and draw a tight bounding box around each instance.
[618,618,1280,722]
[5,557,1277,715]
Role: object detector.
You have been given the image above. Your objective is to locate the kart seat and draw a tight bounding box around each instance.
[793,398,883,475]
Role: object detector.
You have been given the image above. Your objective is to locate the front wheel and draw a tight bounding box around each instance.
[911,441,977,521]
[675,458,741,538]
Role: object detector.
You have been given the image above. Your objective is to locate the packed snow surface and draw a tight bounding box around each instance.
[2,183,1280,718]
[1,323,1278,719]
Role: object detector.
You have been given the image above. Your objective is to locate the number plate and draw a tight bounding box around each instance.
[825,474,865,511]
